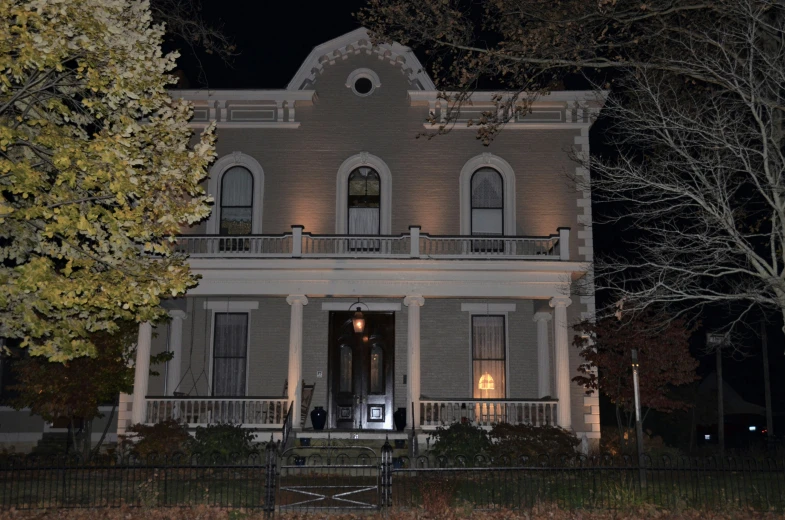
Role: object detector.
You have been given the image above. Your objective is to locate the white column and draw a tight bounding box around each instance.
[131,322,153,425]
[550,296,572,429]
[287,295,308,429]
[166,310,187,396]
[533,312,553,399]
[404,295,425,430]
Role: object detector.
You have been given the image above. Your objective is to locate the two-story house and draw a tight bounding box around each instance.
[110,27,603,450]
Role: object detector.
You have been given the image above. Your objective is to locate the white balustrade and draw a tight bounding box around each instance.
[301,234,410,258]
[174,235,293,257]
[419,399,558,429]
[144,397,290,427]
[173,228,567,260]
[419,235,560,259]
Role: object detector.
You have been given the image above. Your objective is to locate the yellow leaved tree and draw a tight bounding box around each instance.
[0,0,215,361]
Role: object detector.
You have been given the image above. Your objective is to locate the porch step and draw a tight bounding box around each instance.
[291,431,410,459]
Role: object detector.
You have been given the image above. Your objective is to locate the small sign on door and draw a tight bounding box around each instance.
[316,371,323,378]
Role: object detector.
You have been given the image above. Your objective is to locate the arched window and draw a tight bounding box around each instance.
[471,168,504,236]
[219,166,254,235]
[348,167,381,235]
[207,152,264,235]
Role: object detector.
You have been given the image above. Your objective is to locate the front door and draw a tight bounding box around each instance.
[328,312,394,430]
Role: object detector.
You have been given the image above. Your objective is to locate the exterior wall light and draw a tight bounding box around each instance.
[350,299,370,333]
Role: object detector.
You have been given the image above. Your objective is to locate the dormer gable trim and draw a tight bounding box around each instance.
[287,27,435,91]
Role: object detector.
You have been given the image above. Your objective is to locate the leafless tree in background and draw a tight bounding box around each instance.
[362,0,785,334]
[151,0,237,86]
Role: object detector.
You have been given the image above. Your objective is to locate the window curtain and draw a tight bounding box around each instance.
[471,168,503,236]
[212,313,248,397]
[349,207,380,235]
[472,315,506,399]
[220,167,253,235]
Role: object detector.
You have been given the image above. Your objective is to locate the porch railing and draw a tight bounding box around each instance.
[173,226,570,260]
[144,397,290,428]
[420,399,558,428]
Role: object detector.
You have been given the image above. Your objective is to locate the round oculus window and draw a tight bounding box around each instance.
[353,77,374,96]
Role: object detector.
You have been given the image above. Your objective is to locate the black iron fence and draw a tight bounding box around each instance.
[393,454,785,512]
[1,443,784,513]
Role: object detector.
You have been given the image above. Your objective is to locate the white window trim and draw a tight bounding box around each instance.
[346,68,381,97]
[462,304,514,399]
[207,152,265,234]
[207,310,252,397]
[335,152,392,234]
[459,153,516,236]
[204,300,259,311]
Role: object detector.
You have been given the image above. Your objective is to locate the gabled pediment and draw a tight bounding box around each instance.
[286,27,435,91]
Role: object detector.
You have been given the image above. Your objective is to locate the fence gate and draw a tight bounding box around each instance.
[276,444,390,512]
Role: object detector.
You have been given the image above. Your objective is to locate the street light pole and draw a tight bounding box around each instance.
[631,348,646,488]
[707,333,727,458]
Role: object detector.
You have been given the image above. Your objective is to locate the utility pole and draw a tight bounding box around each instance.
[761,322,774,442]
[716,347,724,458]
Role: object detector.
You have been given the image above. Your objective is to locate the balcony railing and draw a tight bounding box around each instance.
[144,397,289,428]
[173,226,569,260]
[420,399,558,428]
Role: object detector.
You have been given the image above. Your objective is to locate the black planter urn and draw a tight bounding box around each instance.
[393,407,407,431]
[310,406,327,430]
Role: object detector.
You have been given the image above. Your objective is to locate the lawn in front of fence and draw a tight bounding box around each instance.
[391,466,785,512]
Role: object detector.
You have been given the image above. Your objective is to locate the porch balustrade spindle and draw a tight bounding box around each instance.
[418,399,557,428]
[173,228,566,260]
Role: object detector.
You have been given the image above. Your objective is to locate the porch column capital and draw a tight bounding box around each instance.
[287,294,309,306]
[403,295,425,307]
[168,309,187,320]
[533,311,552,323]
[549,296,572,309]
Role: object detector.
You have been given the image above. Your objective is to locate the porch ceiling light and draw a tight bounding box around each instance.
[479,372,495,390]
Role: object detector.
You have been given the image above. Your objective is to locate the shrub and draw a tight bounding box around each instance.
[428,422,490,458]
[189,423,256,459]
[488,423,581,462]
[122,419,191,459]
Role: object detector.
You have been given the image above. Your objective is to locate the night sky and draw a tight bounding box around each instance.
[173,0,785,441]
[173,0,367,90]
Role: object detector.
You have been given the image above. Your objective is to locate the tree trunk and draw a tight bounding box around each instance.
[82,419,92,461]
[716,348,725,457]
[68,418,79,456]
[616,403,625,455]
[762,321,774,441]
[93,402,117,457]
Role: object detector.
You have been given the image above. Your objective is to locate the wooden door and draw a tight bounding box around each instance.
[329,312,394,430]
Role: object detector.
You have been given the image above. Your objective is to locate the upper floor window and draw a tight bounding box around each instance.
[220,166,254,235]
[348,167,381,235]
[207,152,265,235]
[471,168,504,236]
[460,154,516,236]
